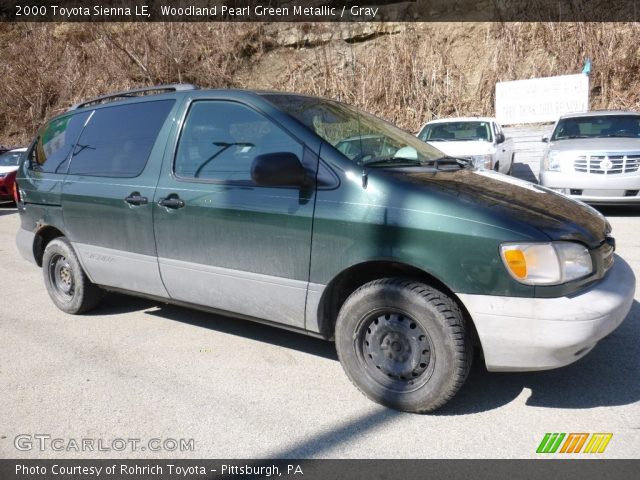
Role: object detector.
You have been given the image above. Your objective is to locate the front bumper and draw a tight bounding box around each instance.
[458,255,635,371]
[540,170,640,204]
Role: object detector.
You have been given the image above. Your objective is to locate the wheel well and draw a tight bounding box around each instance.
[318,261,481,349]
[33,226,64,267]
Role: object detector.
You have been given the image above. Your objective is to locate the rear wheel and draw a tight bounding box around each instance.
[335,278,471,413]
[42,237,102,314]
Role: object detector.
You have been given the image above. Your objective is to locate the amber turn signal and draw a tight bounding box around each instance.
[503,249,527,279]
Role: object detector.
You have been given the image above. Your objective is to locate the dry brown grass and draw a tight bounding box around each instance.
[1,21,639,145]
[282,22,640,132]
[281,26,471,131]
[481,22,640,112]
[0,22,269,144]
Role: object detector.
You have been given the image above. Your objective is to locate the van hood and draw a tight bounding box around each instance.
[427,140,495,157]
[389,168,610,248]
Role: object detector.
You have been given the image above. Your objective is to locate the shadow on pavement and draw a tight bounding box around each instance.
[90,293,338,361]
[510,162,538,184]
[91,293,640,414]
[265,408,399,458]
[86,293,158,316]
[595,205,640,217]
[437,299,640,415]
[0,205,17,216]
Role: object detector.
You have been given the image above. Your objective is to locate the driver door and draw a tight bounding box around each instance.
[153,99,318,328]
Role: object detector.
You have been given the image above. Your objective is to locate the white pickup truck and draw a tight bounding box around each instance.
[417,117,515,174]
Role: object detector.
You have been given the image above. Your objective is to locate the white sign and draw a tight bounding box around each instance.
[495,74,589,125]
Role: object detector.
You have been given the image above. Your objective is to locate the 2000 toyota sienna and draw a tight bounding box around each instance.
[15,85,636,413]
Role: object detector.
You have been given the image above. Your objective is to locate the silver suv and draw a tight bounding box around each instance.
[539,111,640,205]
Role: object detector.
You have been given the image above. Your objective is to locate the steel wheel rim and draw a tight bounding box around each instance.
[48,254,75,302]
[356,310,435,393]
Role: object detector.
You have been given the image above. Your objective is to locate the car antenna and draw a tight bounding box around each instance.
[347,24,368,189]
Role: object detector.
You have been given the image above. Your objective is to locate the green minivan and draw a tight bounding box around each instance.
[15,85,635,412]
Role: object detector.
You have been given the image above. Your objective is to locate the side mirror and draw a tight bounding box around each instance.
[496,133,506,144]
[251,152,306,187]
[541,135,550,143]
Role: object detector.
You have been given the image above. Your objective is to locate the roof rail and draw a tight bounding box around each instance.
[68,84,199,111]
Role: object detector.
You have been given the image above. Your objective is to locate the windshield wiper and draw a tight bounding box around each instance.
[602,133,638,138]
[363,155,471,170]
[363,157,423,167]
[434,156,473,168]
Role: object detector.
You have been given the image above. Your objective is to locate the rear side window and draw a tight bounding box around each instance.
[28,112,90,174]
[68,100,174,178]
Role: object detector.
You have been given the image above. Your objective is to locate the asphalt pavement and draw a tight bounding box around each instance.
[0,203,638,459]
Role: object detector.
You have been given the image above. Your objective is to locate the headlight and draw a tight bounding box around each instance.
[500,242,593,285]
[542,151,570,171]
[471,154,493,169]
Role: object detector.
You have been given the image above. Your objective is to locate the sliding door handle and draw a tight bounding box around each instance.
[158,196,185,209]
[125,193,148,206]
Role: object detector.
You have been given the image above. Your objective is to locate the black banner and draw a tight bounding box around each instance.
[2,0,640,22]
[1,459,639,480]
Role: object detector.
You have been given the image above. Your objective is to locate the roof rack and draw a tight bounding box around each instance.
[68,84,199,111]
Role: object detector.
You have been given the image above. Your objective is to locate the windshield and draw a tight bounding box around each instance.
[552,115,640,140]
[418,121,492,142]
[0,150,23,167]
[262,94,445,166]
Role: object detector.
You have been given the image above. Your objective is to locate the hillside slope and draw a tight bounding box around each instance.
[1,22,639,145]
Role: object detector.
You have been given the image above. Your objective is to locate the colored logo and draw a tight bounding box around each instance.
[536,433,613,454]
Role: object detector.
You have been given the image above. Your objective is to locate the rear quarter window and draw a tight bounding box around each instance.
[28,112,90,174]
[68,100,175,178]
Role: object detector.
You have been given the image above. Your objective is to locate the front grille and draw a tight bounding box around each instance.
[574,153,640,174]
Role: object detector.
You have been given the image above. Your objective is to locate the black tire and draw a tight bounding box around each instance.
[42,237,103,314]
[493,161,500,172]
[335,278,471,413]
[507,153,515,176]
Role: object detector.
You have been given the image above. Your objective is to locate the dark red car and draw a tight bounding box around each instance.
[0,148,26,203]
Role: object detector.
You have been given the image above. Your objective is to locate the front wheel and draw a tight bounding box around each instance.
[42,237,103,314]
[335,278,471,413]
